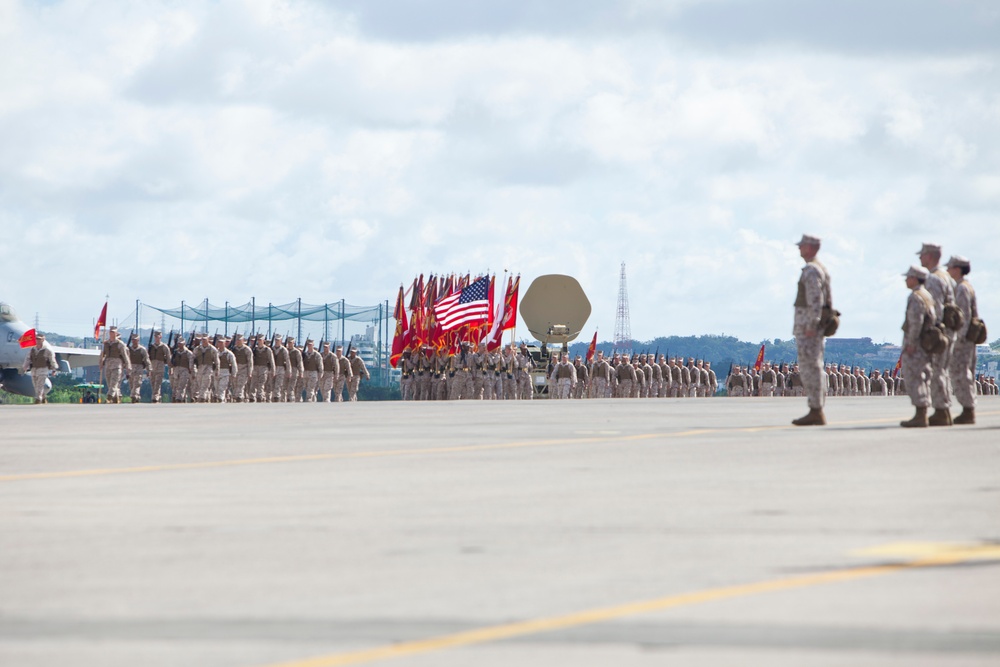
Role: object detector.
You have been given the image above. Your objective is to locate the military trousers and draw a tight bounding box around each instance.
[949,340,977,409]
[271,368,287,402]
[128,368,145,402]
[930,334,954,410]
[902,348,932,408]
[617,379,633,398]
[171,367,191,403]
[518,373,532,400]
[251,367,270,402]
[333,376,347,402]
[303,370,320,402]
[233,368,251,402]
[286,369,302,402]
[216,369,232,403]
[150,361,166,402]
[195,366,215,402]
[400,376,414,401]
[348,376,361,401]
[320,372,336,402]
[105,360,125,403]
[795,334,826,410]
[31,369,48,402]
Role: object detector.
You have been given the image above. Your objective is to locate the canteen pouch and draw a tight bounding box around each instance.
[942,303,965,331]
[920,322,948,354]
[966,317,988,345]
[820,305,841,337]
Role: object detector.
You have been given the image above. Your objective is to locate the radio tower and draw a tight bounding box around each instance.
[613,262,632,357]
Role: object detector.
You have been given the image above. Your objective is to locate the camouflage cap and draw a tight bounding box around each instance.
[916,242,942,256]
[945,254,971,270]
[796,234,821,246]
[903,265,929,280]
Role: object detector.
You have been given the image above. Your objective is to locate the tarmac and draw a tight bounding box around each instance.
[2,396,999,667]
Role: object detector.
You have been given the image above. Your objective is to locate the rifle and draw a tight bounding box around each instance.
[212,328,219,347]
[654,346,659,362]
[188,329,195,348]
[167,331,176,350]
[346,341,352,357]
[147,327,154,349]
[228,327,238,350]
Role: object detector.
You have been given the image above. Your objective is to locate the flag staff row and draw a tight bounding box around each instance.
[390,272,520,368]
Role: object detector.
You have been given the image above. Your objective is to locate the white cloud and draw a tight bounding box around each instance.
[0,0,997,348]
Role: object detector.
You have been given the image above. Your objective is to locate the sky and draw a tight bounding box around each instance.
[1,0,998,345]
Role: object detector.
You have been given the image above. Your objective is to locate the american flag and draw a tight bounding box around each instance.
[434,277,491,331]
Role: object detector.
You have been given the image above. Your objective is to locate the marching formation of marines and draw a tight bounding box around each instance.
[398,342,720,400]
[98,328,371,403]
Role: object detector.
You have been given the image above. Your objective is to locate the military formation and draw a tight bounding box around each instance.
[789,235,991,428]
[398,343,720,400]
[725,361,997,398]
[98,328,371,403]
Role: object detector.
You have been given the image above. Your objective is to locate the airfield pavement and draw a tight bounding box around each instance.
[1,397,999,667]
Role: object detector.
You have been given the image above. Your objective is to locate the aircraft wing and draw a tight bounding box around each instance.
[49,345,101,370]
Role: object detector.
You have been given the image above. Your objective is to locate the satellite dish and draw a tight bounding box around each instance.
[520,275,592,344]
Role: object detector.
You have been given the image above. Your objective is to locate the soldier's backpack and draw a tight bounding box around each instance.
[966,317,988,345]
[942,302,965,331]
[916,290,948,354]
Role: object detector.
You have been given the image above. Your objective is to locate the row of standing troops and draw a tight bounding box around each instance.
[725,362,997,397]
[398,343,721,400]
[545,351,719,399]
[100,328,370,403]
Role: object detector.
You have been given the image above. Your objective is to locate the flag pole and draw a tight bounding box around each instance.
[97,294,109,404]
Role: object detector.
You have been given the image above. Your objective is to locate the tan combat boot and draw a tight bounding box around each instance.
[792,408,826,426]
[928,408,953,426]
[901,407,928,428]
[953,407,975,425]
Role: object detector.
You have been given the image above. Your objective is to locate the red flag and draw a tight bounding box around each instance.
[19,328,37,348]
[500,275,519,330]
[94,301,108,340]
[892,353,902,378]
[390,285,407,368]
[753,343,765,371]
[586,330,598,362]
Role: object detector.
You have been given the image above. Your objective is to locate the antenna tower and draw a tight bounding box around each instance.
[613,262,632,357]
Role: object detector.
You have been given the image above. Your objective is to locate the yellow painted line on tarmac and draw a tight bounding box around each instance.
[0,430,701,483]
[2,411,997,484]
[258,543,1000,667]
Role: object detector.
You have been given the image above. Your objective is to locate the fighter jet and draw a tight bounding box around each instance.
[0,301,100,397]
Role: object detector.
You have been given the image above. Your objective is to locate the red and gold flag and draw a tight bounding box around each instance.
[500,275,519,330]
[94,301,108,340]
[390,285,407,368]
[753,343,766,372]
[586,330,598,362]
[19,328,37,348]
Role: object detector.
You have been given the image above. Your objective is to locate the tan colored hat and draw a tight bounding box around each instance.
[916,242,942,256]
[904,265,929,280]
[796,234,821,246]
[945,254,970,270]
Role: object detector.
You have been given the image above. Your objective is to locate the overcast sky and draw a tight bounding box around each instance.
[2,0,997,344]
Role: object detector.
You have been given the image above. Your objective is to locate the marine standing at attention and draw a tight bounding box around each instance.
[792,234,833,426]
[946,255,979,424]
[900,266,935,427]
[917,243,958,425]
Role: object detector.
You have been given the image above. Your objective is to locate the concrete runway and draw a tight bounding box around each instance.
[2,397,999,666]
